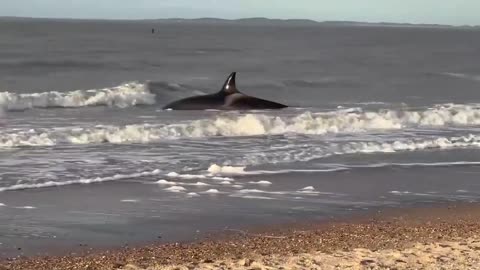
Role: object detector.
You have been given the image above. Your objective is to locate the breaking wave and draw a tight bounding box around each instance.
[0,82,155,111]
[0,103,480,147]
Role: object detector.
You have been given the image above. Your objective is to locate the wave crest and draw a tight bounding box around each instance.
[0,104,480,147]
[172,104,480,137]
[0,82,155,111]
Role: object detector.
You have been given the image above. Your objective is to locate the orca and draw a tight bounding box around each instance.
[162,72,287,110]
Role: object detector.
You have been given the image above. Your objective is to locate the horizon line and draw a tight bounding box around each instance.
[1,16,479,27]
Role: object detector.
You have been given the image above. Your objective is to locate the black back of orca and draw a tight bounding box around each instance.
[162,72,287,110]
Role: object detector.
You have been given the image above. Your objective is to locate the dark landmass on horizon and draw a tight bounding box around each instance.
[0,16,479,29]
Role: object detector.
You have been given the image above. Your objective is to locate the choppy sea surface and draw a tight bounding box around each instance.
[1,19,480,257]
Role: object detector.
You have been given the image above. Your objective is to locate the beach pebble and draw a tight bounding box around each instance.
[360,259,376,265]
[239,258,254,267]
[112,261,126,268]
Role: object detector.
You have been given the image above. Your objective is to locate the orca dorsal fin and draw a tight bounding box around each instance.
[219,72,240,95]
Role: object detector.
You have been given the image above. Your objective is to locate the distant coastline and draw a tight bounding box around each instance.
[1,16,478,29]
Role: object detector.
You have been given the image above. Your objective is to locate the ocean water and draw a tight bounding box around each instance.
[1,19,480,257]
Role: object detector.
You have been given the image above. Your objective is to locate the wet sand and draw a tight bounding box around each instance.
[2,203,480,269]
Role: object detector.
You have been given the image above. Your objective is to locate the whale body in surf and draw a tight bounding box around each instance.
[162,72,287,110]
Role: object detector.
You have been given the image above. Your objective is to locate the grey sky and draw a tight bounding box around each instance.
[1,0,479,25]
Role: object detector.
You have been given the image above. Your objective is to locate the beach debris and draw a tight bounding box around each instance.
[360,259,376,265]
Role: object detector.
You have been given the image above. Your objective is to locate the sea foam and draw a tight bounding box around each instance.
[3,103,480,193]
[0,82,155,111]
[0,169,161,192]
[1,103,480,148]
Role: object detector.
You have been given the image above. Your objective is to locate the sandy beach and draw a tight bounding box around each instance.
[2,17,480,270]
[2,203,480,270]
[149,238,480,270]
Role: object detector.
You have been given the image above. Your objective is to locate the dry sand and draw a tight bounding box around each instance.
[3,204,480,270]
[134,237,480,270]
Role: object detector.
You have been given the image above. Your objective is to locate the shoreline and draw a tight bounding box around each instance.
[3,203,480,269]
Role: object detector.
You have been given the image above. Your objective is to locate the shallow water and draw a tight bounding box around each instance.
[1,19,480,257]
